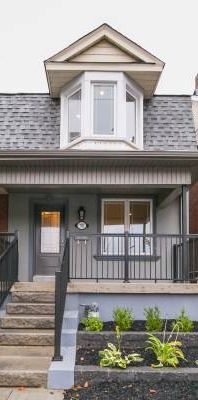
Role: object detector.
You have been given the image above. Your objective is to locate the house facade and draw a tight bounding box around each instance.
[1,23,198,390]
[0,24,197,283]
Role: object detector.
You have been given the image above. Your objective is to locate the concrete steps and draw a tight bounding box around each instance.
[0,282,55,387]
[0,356,51,387]
[6,302,55,315]
[0,329,54,346]
[0,315,55,329]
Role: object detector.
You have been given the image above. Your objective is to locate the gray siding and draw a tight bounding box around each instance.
[0,166,191,186]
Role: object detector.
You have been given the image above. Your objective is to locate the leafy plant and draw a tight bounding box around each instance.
[113,307,134,331]
[171,309,194,333]
[81,316,103,332]
[144,306,163,332]
[146,322,186,368]
[99,326,143,369]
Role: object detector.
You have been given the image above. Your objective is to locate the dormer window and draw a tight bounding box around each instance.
[60,71,143,149]
[126,90,136,142]
[68,89,81,142]
[93,83,115,135]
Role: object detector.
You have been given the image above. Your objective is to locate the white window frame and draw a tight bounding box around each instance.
[91,82,117,136]
[60,71,144,149]
[101,198,153,233]
[67,87,82,143]
[101,198,153,255]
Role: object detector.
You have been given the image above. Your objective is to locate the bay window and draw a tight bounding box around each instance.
[93,84,115,135]
[68,89,81,142]
[126,91,136,142]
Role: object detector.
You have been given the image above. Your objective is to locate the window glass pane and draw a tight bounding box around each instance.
[104,201,124,233]
[126,91,136,142]
[129,201,151,254]
[93,85,114,135]
[68,89,81,142]
[41,211,60,253]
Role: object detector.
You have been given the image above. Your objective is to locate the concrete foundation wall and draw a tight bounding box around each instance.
[68,292,198,321]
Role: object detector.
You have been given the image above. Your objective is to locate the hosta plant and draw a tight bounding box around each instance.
[146,322,186,368]
[80,316,103,332]
[171,309,194,333]
[113,307,134,331]
[144,306,163,332]
[99,326,143,369]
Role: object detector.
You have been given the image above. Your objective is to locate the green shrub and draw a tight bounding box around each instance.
[144,306,163,332]
[146,322,186,368]
[113,307,134,331]
[81,316,103,332]
[172,309,194,333]
[99,326,143,369]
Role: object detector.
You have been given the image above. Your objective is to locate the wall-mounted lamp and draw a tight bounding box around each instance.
[75,206,89,230]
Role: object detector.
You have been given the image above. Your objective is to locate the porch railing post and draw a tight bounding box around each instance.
[52,270,63,361]
[181,185,188,281]
[124,231,129,282]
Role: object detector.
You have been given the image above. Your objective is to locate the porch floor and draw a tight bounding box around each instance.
[12,281,198,294]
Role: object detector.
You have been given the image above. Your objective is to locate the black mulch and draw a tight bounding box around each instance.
[78,320,198,332]
[63,380,198,399]
[76,345,198,368]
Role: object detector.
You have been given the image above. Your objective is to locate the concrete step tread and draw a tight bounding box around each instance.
[0,356,51,371]
[1,315,55,320]
[11,282,55,292]
[0,346,54,357]
[0,328,54,334]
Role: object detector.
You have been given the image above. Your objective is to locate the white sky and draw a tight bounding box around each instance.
[0,0,197,94]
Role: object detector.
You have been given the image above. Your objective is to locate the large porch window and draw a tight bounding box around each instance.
[101,199,153,255]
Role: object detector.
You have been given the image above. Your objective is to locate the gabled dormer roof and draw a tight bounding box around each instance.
[45,23,165,98]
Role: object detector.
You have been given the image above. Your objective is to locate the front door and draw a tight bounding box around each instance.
[34,204,65,275]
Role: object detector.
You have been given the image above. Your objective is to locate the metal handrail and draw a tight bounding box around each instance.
[53,232,70,361]
[0,232,18,307]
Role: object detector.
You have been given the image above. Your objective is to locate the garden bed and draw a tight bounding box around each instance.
[78,319,198,332]
[64,379,198,400]
[76,345,198,368]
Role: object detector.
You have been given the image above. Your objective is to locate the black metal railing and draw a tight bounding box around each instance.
[53,232,70,361]
[0,233,18,306]
[69,232,198,282]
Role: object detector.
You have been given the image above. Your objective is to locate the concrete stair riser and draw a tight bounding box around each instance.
[0,371,48,387]
[6,303,55,315]
[1,315,55,329]
[0,331,54,346]
[12,292,55,304]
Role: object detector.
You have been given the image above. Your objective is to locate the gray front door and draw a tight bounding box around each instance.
[34,204,65,275]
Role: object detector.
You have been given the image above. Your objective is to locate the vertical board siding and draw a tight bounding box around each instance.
[0,166,191,185]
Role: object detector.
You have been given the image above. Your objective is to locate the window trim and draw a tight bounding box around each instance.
[60,72,143,149]
[67,87,82,143]
[126,89,136,143]
[101,198,153,233]
[91,82,117,136]
[101,198,153,256]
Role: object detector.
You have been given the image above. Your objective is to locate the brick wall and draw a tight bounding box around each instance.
[0,194,8,232]
[189,183,198,233]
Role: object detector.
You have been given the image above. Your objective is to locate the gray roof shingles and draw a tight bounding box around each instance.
[0,93,196,151]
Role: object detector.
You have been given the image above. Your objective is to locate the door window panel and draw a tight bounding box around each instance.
[41,211,61,253]
[93,84,115,135]
[103,201,124,254]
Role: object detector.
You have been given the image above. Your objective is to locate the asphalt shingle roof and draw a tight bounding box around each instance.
[0,93,196,150]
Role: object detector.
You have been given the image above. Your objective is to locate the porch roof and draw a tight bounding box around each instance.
[0,150,197,186]
[0,149,198,165]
